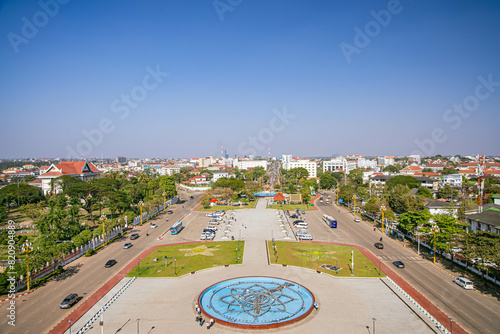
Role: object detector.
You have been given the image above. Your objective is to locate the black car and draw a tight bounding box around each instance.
[105,259,117,268]
[393,261,405,268]
[60,293,78,309]
[292,220,304,225]
[130,233,139,240]
[190,196,194,199]
[374,242,384,249]
[167,210,173,214]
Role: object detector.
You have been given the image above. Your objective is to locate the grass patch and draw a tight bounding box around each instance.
[197,201,257,211]
[268,241,384,278]
[267,204,314,211]
[127,241,245,277]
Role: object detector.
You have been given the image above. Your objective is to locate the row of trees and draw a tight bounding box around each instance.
[0,171,178,286]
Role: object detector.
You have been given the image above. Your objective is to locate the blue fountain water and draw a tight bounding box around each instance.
[199,277,314,325]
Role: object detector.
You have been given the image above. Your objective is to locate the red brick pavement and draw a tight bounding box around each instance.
[306,241,467,334]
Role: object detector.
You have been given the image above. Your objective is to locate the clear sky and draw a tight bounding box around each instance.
[1,0,499,159]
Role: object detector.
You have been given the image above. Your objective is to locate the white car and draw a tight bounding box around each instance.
[151,224,158,229]
[296,229,308,236]
[354,218,360,222]
[454,277,474,290]
[450,247,462,253]
[298,234,313,240]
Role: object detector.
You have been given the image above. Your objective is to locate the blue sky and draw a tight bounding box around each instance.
[1,0,499,159]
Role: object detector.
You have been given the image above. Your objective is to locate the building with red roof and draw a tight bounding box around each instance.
[38,161,102,195]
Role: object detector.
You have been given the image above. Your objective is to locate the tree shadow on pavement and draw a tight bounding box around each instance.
[55,263,83,281]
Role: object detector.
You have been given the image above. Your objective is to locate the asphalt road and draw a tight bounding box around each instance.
[0,190,201,334]
[306,191,500,334]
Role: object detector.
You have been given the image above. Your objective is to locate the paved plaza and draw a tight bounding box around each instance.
[67,200,437,333]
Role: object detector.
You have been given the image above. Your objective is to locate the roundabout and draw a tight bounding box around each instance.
[198,276,315,329]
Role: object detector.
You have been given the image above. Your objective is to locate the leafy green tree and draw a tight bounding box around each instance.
[348,169,363,187]
[51,175,83,193]
[0,183,43,206]
[339,185,355,203]
[398,209,431,233]
[63,183,102,223]
[383,165,400,173]
[387,184,425,213]
[440,167,458,175]
[318,172,335,189]
[212,178,245,193]
[386,175,420,190]
[417,187,433,198]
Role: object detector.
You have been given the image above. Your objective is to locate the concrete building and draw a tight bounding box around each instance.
[235,159,268,170]
[283,159,317,178]
[116,156,127,163]
[439,174,462,187]
[160,165,181,176]
[323,157,356,174]
[378,156,396,166]
[466,204,500,234]
[425,198,458,217]
[282,155,292,164]
[38,161,101,195]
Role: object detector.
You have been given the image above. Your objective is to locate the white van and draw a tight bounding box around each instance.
[295,222,308,229]
[453,277,474,290]
[298,234,313,240]
[296,229,308,236]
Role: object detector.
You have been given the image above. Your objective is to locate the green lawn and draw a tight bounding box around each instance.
[267,204,314,211]
[127,241,245,277]
[198,200,257,211]
[267,241,384,278]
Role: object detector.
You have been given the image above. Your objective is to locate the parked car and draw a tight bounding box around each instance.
[298,234,313,240]
[151,224,158,229]
[205,226,217,231]
[294,222,308,229]
[354,218,360,222]
[105,259,117,268]
[130,233,139,240]
[451,247,462,253]
[374,242,384,249]
[123,243,133,249]
[293,220,304,225]
[301,211,306,214]
[296,229,308,236]
[393,261,405,268]
[208,220,220,225]
[167,210,173,214]
[60,294,79,309]
[454,277,474,290]
[203,228,216,234]
[190,196,194,199]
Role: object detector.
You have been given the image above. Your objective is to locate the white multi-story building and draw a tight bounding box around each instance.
[356,157,377,169]
[377,156,396,166]
[283,160,317,178]
[282,155,292,164]
[235,159,268,170]
[440,174,462,187]
[38,161,102,195]
[323,157,356,174]
[160,165,181,176]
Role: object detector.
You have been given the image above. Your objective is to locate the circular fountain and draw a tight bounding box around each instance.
[198,276,315,329]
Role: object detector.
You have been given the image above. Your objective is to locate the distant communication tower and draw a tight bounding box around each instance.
[268,147,271,160]
[221,145,224,160]
[477,153,485,213]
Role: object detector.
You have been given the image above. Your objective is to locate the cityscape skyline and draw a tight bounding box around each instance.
[1,0,500,159]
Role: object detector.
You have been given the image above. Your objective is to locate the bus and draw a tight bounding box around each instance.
[170,221,183,235]
[322,214,337,228]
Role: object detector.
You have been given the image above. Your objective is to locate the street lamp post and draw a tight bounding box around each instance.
[380,205,386,235]
[336,257,339,275]
[100,214,107,247]
[432,225,440,264]
[21,242,34,291]
[450,318,453,333]
[164,255,167,268]
[373,318,376,334]
[138,200,144,225]
[136,318,140,334]
[351,250,354,276]
[352,194,357,217]
[137,259,140,276]
[174,258,177,276]
[69,319,72,334]
[162,192,166,210]
[378,258,381,275]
